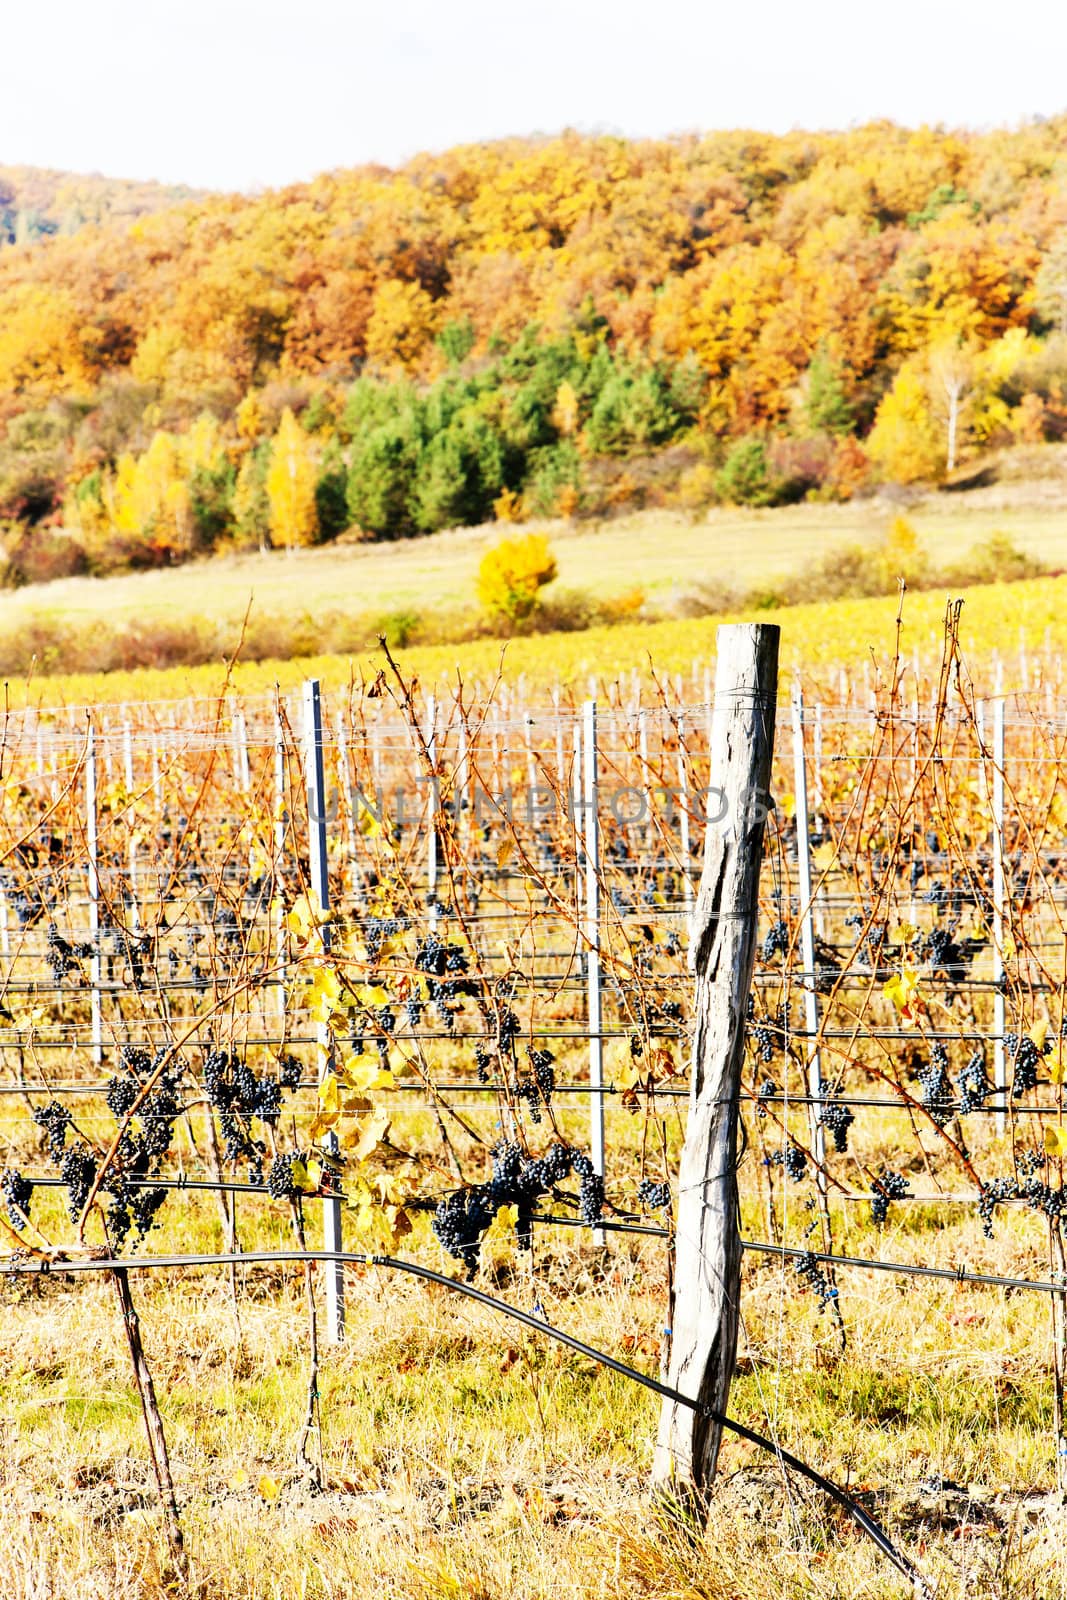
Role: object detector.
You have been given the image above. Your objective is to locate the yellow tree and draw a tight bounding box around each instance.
[866,358,944,483]
[110,431,194,556]
[364,280,438,375]
[266,407,318,549]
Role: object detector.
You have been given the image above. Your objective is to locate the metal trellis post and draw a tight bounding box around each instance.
[582,700,605,1244]
[303,679,345,1342]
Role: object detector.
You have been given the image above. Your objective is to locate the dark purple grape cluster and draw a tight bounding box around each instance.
[2,1169,33,1226]
[572,1159,605,1226]
[32,1101,72,1160]
[761,920,789,962]
[529,1047,555,1102]
[977,1176,1018,1239]
[46,922,93,985]
[432,1140,597,1272]
[637,1178,670,1210]
[772,1144,806,1183]
[958,1049,989,1114]
[819,1097,855,1153]
[870,1170,910,1226]
[362,915,407,964]
[266,1152,301,1201]
[917,1042,954,1126]
[59,1147,97,1220]
[279,1055,303,1090]
[109,1186,167,1247]
[756,1078,778,1115]
[794,1249,838,1312]
[433,1185,501,1275]
[1004,1032,1047,1096]
[474,1046,494,1084]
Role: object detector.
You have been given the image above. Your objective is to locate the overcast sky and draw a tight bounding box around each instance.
[3,0,1066,192]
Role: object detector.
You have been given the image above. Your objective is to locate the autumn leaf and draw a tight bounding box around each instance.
[1044,1125,1067,1158]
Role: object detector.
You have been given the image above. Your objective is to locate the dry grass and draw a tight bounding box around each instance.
[4,1105,1067,1600]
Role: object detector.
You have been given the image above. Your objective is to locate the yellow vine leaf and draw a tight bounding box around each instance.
[349,1108,390,1163]
[883,968,923,1023]
[1043,1125,1067,1157]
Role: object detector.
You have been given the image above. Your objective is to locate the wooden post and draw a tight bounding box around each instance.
[303,679,345,1342]
[652,623,779,1504]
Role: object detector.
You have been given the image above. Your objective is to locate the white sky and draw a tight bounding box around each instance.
[2,0,1066,193]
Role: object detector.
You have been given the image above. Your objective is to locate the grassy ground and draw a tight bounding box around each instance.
[10,569,1066,712]
[3,1110,1065,1600]
[5,483,1067,638]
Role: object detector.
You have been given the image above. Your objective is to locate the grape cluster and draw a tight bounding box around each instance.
[1004,1032,1047,1096]
[109,1186,167,1246]
[794,1249,838,1312]
[2,1169,33,1226]
[637,1178,670,1210]
[32,1101,72,1159]
[474,1046,494,1085]
[46,922,94,985]
[772,1144,807,1183]
[112,927,154,990]
[819,1098,855,1153]
[432,1187,497,1274]
[917,1042,954,1127]
[203,1046,294,1166]
[279,1054,303,1090]
[977,1176,1018,1239]
[571,1151,605,1227]
[266,1152,301,1201]
[756,1078,778,1116]
[415,936,475,1030]
[362,915,406,963]
[870,1170,910,1226]
[749,1003,789,1063]
[59,1147,97,1220]
[433,1140,598,1275]
[761,920,789,962]
[957,1049,989,1114]
[530,1047,555,1101]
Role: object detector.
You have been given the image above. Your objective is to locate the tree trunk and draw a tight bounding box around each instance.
[652,622,780,1507]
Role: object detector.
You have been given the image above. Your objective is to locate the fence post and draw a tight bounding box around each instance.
[303,679,345,1342]
[582,700,605,1244]
[792,686,826,1180]
[86,723,104,1072]
[676,715,694,914]
[273,703,289,1030]
[652,623,779,1505]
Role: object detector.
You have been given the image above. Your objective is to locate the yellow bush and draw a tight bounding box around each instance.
[476,534,557,624]
[492,486,526,524]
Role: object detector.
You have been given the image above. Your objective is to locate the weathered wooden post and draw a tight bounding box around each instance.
[652,622,779,1505]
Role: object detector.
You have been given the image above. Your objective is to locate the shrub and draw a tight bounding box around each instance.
[714,435,785,507]
[476,533,557,625]
[3,526,88,586]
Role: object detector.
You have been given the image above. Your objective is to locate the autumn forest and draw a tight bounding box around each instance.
[2,121,1067,581]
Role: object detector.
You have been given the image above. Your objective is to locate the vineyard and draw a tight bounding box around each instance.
[3,608,1067,1598]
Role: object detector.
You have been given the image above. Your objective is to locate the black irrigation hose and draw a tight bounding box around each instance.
[3,1246,930,1594]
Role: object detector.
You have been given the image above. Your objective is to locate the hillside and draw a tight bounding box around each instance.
[0,164,201,248]
[2,122,1067,576]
